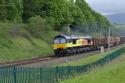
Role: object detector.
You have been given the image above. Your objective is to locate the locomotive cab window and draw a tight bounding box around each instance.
[54,38,60,44]
[73,39,77,44]
[60,38,66,43]
[54,37,66,44]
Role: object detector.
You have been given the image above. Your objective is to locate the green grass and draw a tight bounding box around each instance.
[58,47,122,66]
[0,38,52,62]
[0,22,60,62]
[60,51,125,83]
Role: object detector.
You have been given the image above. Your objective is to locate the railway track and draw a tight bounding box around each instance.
[0,50,99,67]
[0,44,123,67]
[0,55,56,66]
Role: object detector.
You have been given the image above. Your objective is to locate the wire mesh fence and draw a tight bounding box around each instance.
[0,47,124,83]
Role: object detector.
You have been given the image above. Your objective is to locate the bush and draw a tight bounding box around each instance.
[26,16,52,37]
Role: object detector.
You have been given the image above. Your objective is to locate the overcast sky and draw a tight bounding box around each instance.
[86,0,125,15]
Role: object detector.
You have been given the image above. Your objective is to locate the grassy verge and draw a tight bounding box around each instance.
[60,48,125,83]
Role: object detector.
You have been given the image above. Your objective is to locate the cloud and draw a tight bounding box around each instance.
[86,0,125,14]
[101,13,116,16]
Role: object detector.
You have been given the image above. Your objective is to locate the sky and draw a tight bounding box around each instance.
[85,0,125,15]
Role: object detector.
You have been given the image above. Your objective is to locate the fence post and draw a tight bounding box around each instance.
[39,67,42,83]
[13,66,17,83]
[55,66,59,82]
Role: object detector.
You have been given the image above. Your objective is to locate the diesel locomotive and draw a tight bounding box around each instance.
[53,35,125,56]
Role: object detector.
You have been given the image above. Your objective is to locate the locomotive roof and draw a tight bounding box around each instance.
[54,35,93,39]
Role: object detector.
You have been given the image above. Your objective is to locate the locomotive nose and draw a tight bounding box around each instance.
[53,44,67,49]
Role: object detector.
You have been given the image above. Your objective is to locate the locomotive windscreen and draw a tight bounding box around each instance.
[53,38,66,44]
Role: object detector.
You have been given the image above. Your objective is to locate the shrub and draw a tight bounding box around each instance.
[26,16,52,37]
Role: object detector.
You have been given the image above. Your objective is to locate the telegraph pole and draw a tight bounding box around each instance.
[108,27,111,51]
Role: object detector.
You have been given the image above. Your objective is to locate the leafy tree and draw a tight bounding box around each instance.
[0,0,23,22]
[0,0,7,21]
[0,0,110,36]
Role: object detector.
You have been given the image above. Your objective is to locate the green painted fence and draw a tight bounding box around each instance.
[0,47,125,83]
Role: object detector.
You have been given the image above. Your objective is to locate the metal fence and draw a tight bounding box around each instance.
[0,47,125,83]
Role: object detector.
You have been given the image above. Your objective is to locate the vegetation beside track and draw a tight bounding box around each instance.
[60,47,125,83]
[0,22,59,62]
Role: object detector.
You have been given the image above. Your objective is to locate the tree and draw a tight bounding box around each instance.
[0,0,23,22]
[0,0,110,36]
[0,0,7,21]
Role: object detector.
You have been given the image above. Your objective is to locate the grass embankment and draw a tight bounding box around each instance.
[61,47,125,83]
[0,22,59,62]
